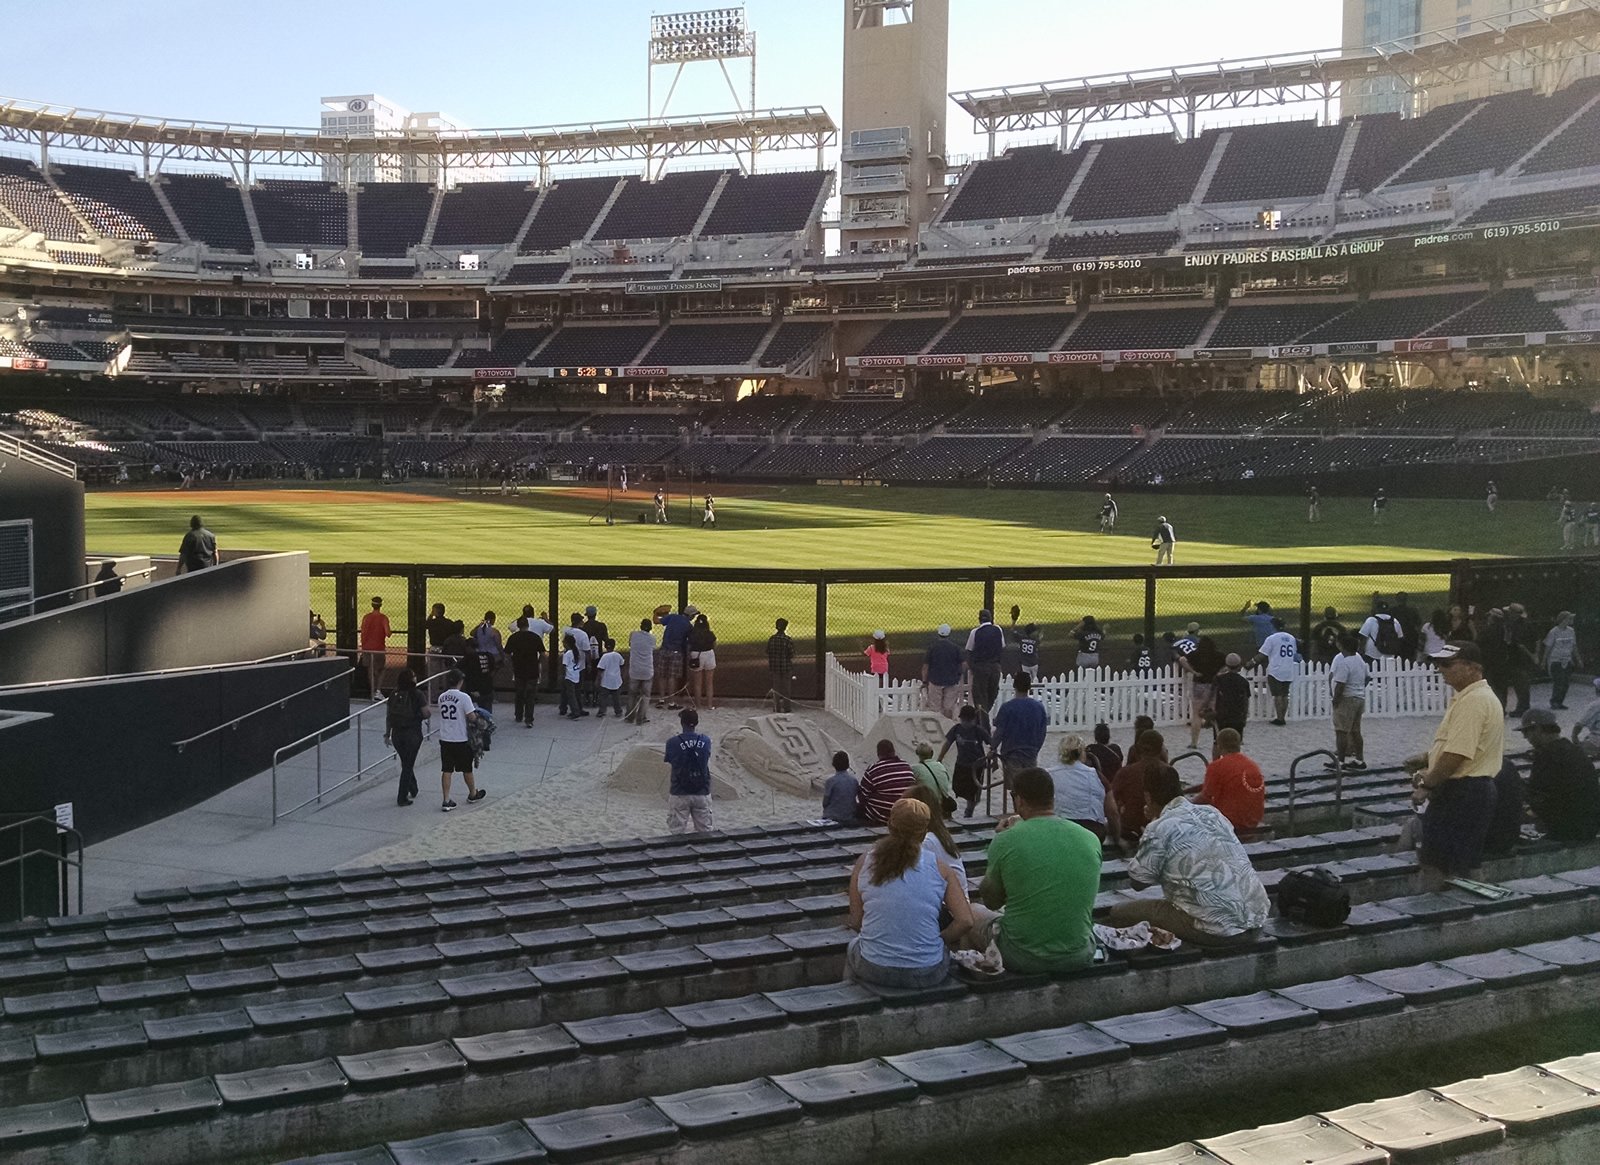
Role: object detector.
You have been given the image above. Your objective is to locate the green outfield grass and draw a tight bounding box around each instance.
[82,484,1587,676]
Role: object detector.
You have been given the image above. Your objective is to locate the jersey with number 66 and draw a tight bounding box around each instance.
[436,689,475,743]
[1259,630,1300,682]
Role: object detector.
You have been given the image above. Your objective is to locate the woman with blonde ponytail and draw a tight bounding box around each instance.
[846,798,973,988]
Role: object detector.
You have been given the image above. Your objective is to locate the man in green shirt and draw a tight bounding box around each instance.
[968,766,1102,973]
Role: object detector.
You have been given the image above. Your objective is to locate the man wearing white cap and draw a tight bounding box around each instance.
[1152,516,1176,565]
[922,624,965,719]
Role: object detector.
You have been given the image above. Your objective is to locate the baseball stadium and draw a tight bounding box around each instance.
[3,1,1600,1163]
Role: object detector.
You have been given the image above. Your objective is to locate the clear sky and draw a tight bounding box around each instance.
[2,0,1341,169]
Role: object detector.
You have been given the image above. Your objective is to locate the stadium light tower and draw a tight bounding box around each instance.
[648,7,758,169]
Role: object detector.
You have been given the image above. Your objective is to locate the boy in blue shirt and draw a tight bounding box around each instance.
[821,751,860,825]
[664,708,713,834]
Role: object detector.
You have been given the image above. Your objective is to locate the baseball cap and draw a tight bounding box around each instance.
[1518,708,1558,731]
[585,605,597,616]
[937,624,951,637]
[1429,641,1483,665]
[979,609,993,622]
[872,629,886,640]
[683,604,699,617]
[1224,652,1242,668]
[1186,622,1200,635]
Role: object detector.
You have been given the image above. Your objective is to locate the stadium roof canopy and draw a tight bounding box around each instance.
[0,101,837,177]
[952,0,1600,151]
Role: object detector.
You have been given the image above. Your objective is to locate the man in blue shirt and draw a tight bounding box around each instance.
[965,609,1005,723]
[655,603,695,710]
[992,672,1048,792]
[1241,601,1277,649]
[664,708,713,834]
[922,624,966,719]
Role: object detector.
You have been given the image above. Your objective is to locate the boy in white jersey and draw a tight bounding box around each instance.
[436,671,488,812]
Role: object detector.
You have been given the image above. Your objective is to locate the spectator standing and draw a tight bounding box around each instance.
[439,620,470,672]
[1213,653,1251,738]
[965,609,1005,722]
[384,668,426,807]
[766,618,796,712]
[1311,607,1346,664]
[1254,617,1299,726]
[966,768,1101,974]
[94,561,122,597]
[359,596,392,700]
[1328,632,1370,771]
[689,613,718,709]
[1186,636,1226,749]
[1420,609,1449,658]
[582,606,609,706]
[664,709,714,834]
[1585,501,1600,547]
[938,705,992,818]
[1539,611,1583,710]
[1192,728,1265,836]
[907,785,968,893]
[1499,603,1537,716]
[424,602,453,653]
[1107,764,1270,946]
[1444,604,1477,643]
[1574,679,1600,759]
[596,639,624,718]
[910,742,956,815]
[472,612,504,673]
[863,630,891,682]
[845,799,971,989]
[435,670,486,812]
[565,614,593,711]
[1359,600,1403,665]
[559,634,584,721]
[308,610,327,655]
[655,604,694,710]
[504,616,545,727]
[460,639,496,713]
[858,740,917,826]
[1151,516,1176,565]
[626,618,656,725]
[1153,632,1177,670]
[1392,592,1422,664]
[1405,642,1505,887]
[1048,734,1119,841]
[992,672,1048,790]
[821,752,861,825]
[176,514,218,573]
[1240,601,1277,649]
[1130,634,1154,671]
[921,624,965,719]
[1520,709,1600,841]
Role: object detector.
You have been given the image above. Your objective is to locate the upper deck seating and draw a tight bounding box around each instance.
[758,322,829,367]
[252,180,348,247]
[452,329,553,368]
[160,175,254,251]
[1461,185,1600,225]
[929,312,1074,355]
[500,261,568,285]
[0,156,84,240]
[1205,301,1355,348]
[1045,230,1178,259]
[1421,287,1563,336]
[533,325,659,369]
[52,164,179,243]
[1062,306,1214,351]
[943,397,1070,433]
[520,177,618,251]
[432,181,540,247]
[638,323,771,367]
[1066,133,1214,220]
[592,171,725,242]
[1204,121,1346,203]
[855,317,947,358]
[940,145,1084,222]
[356,183,433,257]
[700,171,829,235]
[1164,391,1302,433]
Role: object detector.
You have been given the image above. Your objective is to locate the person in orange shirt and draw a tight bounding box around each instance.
[1189,728,1265,836]
[359,596,392,700]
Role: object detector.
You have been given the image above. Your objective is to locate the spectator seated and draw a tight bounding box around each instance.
[432,181,540,248]
[638,323,771,367]
[159,175,254,251]
[1068,132,1215,220]
[940,145,1084,222]
[520,177,619,251]
[1062,306,1215,351]
[356,183,433,257]
[930,312,1074,355]
[533,325,659,369]
[251,179,349,247]
[1045,230,1178,259]
[592,171,725,241]
[700,171,830,236]
[52,164,179,243]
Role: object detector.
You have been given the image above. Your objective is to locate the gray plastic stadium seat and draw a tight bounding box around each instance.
[666,993,786,1035]
[1359,962,1486,1003]
[529,956,628,989]
[1184,991,1320,1035]
[763,981,882,1020]
[0,1035,36,1072]
[770,1058,920,1114]
[1512,936,1600,971]
[437,969,542,1005]
[774,927,854,954]
[274,954,362,985]
[452,1025,578,1071]
[282,1145,398,1164]
[337,1040,467,1090]
[1343,903,1414,933]
[510,926,590,954]
[97,976,189,1007]
[436,935,520,963]
[222,929,300,955]
[354,945,445,973]
[34,1023,147,1062]
[345,982,451,1018]
[561,1008,687,1052]
[84,1077,222,1129]
[1501,875,1591,901]
[214,1057,348,1111]
[651,1078,801,1135]
[387,1120,546,1164]
[1277,975,1407,1019]
[524,1097,677,1161]
[0,1097,89,1149]
[613,948,712,978]
[582,917,665,941]
[657,908,735,934]
[694,936,793,968]
[1438,950,1562,987]
[0,958,68,987]
[884,1040,1028,1094]
[246,995,355,1031]
[1090,1006,1229,1052]
[3,987,99,1018]
[144,1008,253,1048]
[861,977,967,1005]
[188,966,277,996]
[989,1023,1133,1072]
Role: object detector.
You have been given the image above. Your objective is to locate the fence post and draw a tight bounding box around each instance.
[815,579,828,702]
[334,567,359,654]
[407,566,428,666]
[1300,572,1313,646]
[677,577,690,615]
[1143,572,1156,646]
[983,576,995,619]
[546,576,560,691]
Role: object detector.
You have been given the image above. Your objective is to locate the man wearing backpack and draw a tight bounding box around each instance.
[1359,600,1403,665]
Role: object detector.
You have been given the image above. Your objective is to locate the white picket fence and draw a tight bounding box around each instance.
[823,653,1450,736]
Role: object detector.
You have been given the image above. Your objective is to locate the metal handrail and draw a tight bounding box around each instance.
[1287,748,1340,834]
[0,431,76,479]
[172,664,353,752]
[1,646,327,694]
[0,816,85,917]
[0,567,157,618]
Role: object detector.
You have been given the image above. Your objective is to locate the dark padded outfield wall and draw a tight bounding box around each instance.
[0,656,350,844]
[0,551,311,686]
[0,446,86,607]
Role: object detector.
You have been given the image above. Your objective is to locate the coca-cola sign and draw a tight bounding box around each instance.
[1393,338,1448,353]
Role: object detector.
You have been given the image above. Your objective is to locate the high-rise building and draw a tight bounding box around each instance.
[1342,0,1600,116]
[318,95,466,185]
[839,0,949,254]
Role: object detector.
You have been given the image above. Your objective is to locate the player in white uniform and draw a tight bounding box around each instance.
[654,489,667,524]
[1485,480,1497,513]
[1099,494,1119,533]
[435,671,487,812]
[1151,516,1175,565]
[702,496,716,528]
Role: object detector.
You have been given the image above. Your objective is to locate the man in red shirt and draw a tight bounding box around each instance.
[1190,728,1265,835]
[856,740,916,826]
[359,596,392,700]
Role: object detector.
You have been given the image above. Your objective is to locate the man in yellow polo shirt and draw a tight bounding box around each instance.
[1404,641,1504,888]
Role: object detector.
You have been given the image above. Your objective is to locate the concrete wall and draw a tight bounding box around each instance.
[0,656,350,844]
[0,551,311,686]
[0,449,85,610]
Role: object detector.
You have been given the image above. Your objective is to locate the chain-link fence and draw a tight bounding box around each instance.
[311,558,1587,701]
